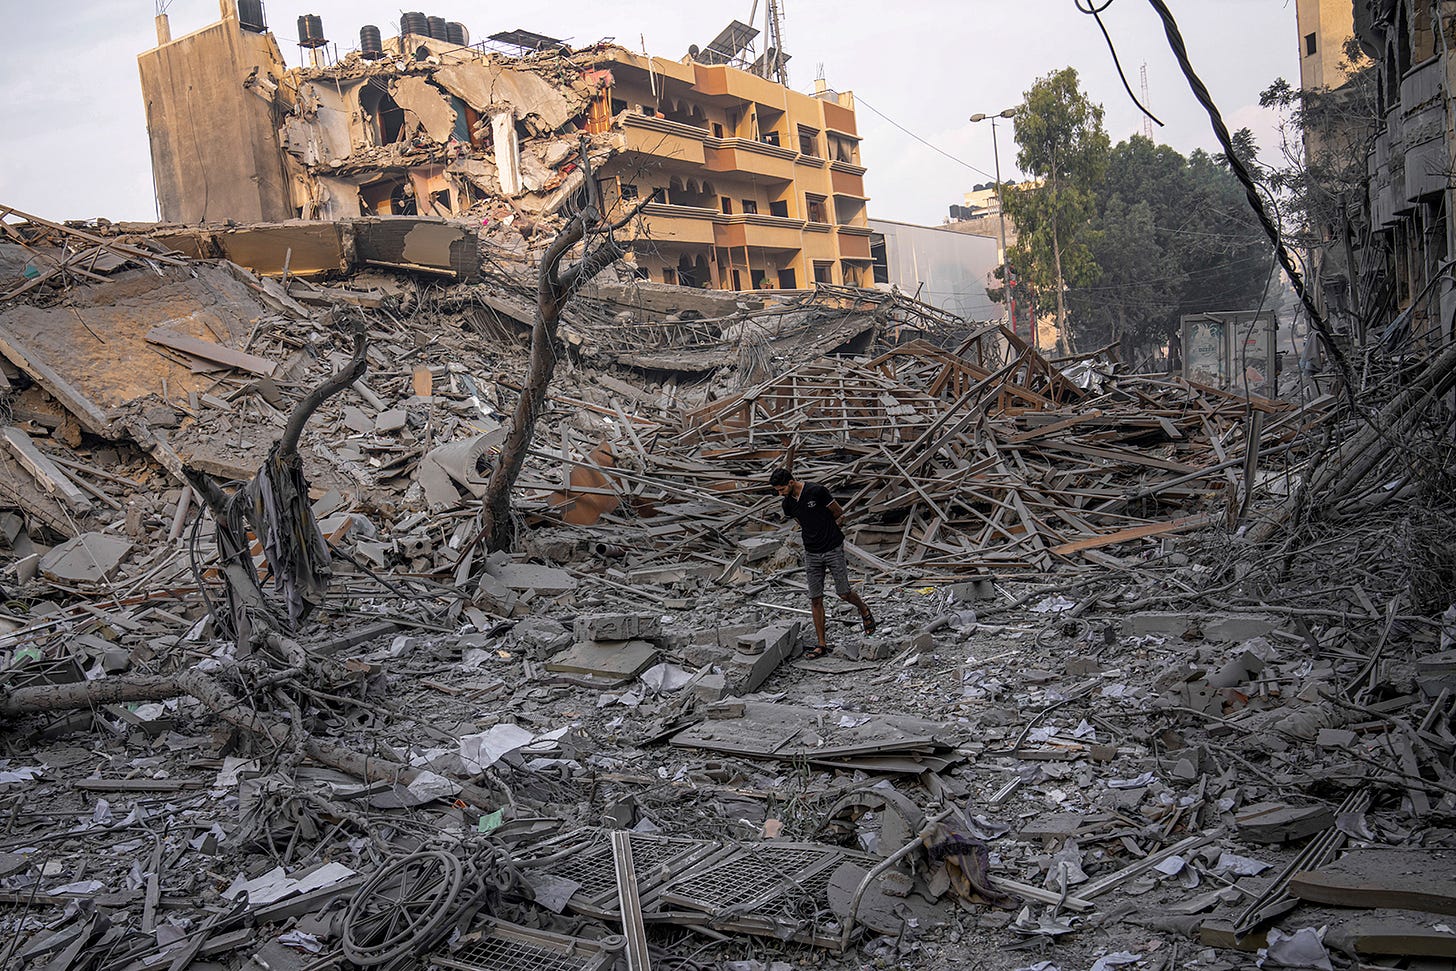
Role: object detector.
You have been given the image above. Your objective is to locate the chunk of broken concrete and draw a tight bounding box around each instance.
[39,533,132,585]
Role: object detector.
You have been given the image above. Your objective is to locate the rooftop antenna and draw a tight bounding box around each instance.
[1140,63,1153,140]
[765,0,788,84]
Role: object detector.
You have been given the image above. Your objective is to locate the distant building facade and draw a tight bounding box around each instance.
[869,219,1000,320]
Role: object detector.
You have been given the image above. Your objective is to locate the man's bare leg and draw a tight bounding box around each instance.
[844,589,875,632]
[811,596,828,647]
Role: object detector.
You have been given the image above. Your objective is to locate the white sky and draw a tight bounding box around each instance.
[0,0,1299,226]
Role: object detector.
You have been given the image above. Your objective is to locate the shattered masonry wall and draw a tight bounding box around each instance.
[137,17,294,223]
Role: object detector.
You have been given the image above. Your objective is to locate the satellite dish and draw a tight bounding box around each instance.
[688,44,700,59]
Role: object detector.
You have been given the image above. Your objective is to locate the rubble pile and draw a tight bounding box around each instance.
[1,207,1456,971]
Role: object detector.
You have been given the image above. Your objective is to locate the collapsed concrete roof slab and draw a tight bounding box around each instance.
[151,222,349,278]
[392,76,459,144]
[432,62,583,134]
[0,265,268,438]
[352,217,480,281]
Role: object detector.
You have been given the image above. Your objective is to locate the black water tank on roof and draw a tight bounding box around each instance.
[359,25,384,59]
[237,0,266,33]
[297,14,326,48]
[445,21,468,46]
[400,11,428,38]
[427,16,448,40]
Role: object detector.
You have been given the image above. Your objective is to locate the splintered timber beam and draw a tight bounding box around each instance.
[0,669,501,808]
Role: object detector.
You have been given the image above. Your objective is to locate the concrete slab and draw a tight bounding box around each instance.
[39,533,132,585]
[547,639,659,683]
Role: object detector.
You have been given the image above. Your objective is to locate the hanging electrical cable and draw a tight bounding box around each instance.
[1076,0,1165,128]
[1105,0,1362,411]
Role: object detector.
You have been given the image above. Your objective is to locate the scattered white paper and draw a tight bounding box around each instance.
[214,757,260,789]
[1109,772,1156,789]
[1259,926,1332,969]
[1031,595,1076,613]
[1089,953,1142,971]
[1153,855,1186,877]
[459,724,535,773]
[1218,851,1272,876]
[640,662,694,692]
[48,880,104,895]
[405,771,460,801]
[278,930,323,953]
[224,861,356,905]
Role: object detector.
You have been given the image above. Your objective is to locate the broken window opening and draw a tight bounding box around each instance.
[662,267,677,284]
[813,261,834,285]
[620,183,640,201]
[721,197,733,214]
[390,181,418,215]
[768,200,789,218]
[798,126,820,156]
[1305,33,1317,57]
[360,82,406,146]
[742,199,758,215]
[712,122,724,138]
[778,267,796,289]
[611,98,628,116]
[430,189,452,215]
[806,195,827,223]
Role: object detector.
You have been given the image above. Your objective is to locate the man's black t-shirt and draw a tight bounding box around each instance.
[782,482,844,554]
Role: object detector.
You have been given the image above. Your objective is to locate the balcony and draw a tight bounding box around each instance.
[830,167,866,198]
[836,225,873,260]
[715,213,807,251]
[704,136,798,181]
[1399,57,1445,203]
[637,202,719,245]
[619,113,707,166]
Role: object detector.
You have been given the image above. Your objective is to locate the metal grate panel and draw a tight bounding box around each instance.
[433,922,613,971]
[660,843,842,914]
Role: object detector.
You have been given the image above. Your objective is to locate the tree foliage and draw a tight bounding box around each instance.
[1002,67,1110,351]
[1065,135,1275,354]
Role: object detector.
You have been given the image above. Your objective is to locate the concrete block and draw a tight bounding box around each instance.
[1066,657,1106,677]
[737,536,781,564]
[694,673,727,702]
[715,624,756,648]
[859,636,893,660]
[724,621,801,694]
[735,623,795,657]
[573,612,659,642]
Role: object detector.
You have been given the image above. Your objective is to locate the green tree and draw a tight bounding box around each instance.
[1259,39,1378,329]
[1067,135,1273,360]
[1067,194,1181,356]
[1002,67,1110,353]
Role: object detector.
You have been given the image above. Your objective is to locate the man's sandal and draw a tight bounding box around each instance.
[861,612,877,636]
[804,643,831,660]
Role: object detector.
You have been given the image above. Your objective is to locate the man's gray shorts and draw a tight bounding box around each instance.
[806,545,850,599]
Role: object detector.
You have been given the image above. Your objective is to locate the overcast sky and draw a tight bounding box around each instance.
[0,1,1299,226]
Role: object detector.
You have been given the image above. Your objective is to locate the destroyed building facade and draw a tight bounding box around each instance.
[1346,0,1452,346]
[137,3,874,291]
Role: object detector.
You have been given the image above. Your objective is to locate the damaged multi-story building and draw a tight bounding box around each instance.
[1324,0,1456,346]
[137,3,874,292]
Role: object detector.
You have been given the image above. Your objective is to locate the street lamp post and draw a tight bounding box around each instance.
[970,108,1027,349]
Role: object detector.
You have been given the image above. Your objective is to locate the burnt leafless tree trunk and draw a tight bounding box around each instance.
[477,139,652,552]
[184,313,368,647]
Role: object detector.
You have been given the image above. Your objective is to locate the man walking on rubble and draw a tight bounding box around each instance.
[770,468,876,658]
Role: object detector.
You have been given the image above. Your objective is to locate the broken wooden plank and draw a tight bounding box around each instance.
[1,426,93,512]
[1051,514,1211,556]
[145,328,278,378]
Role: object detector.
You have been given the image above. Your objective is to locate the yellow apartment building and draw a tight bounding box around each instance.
[137,6,871,292]
[587,51,872,291]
